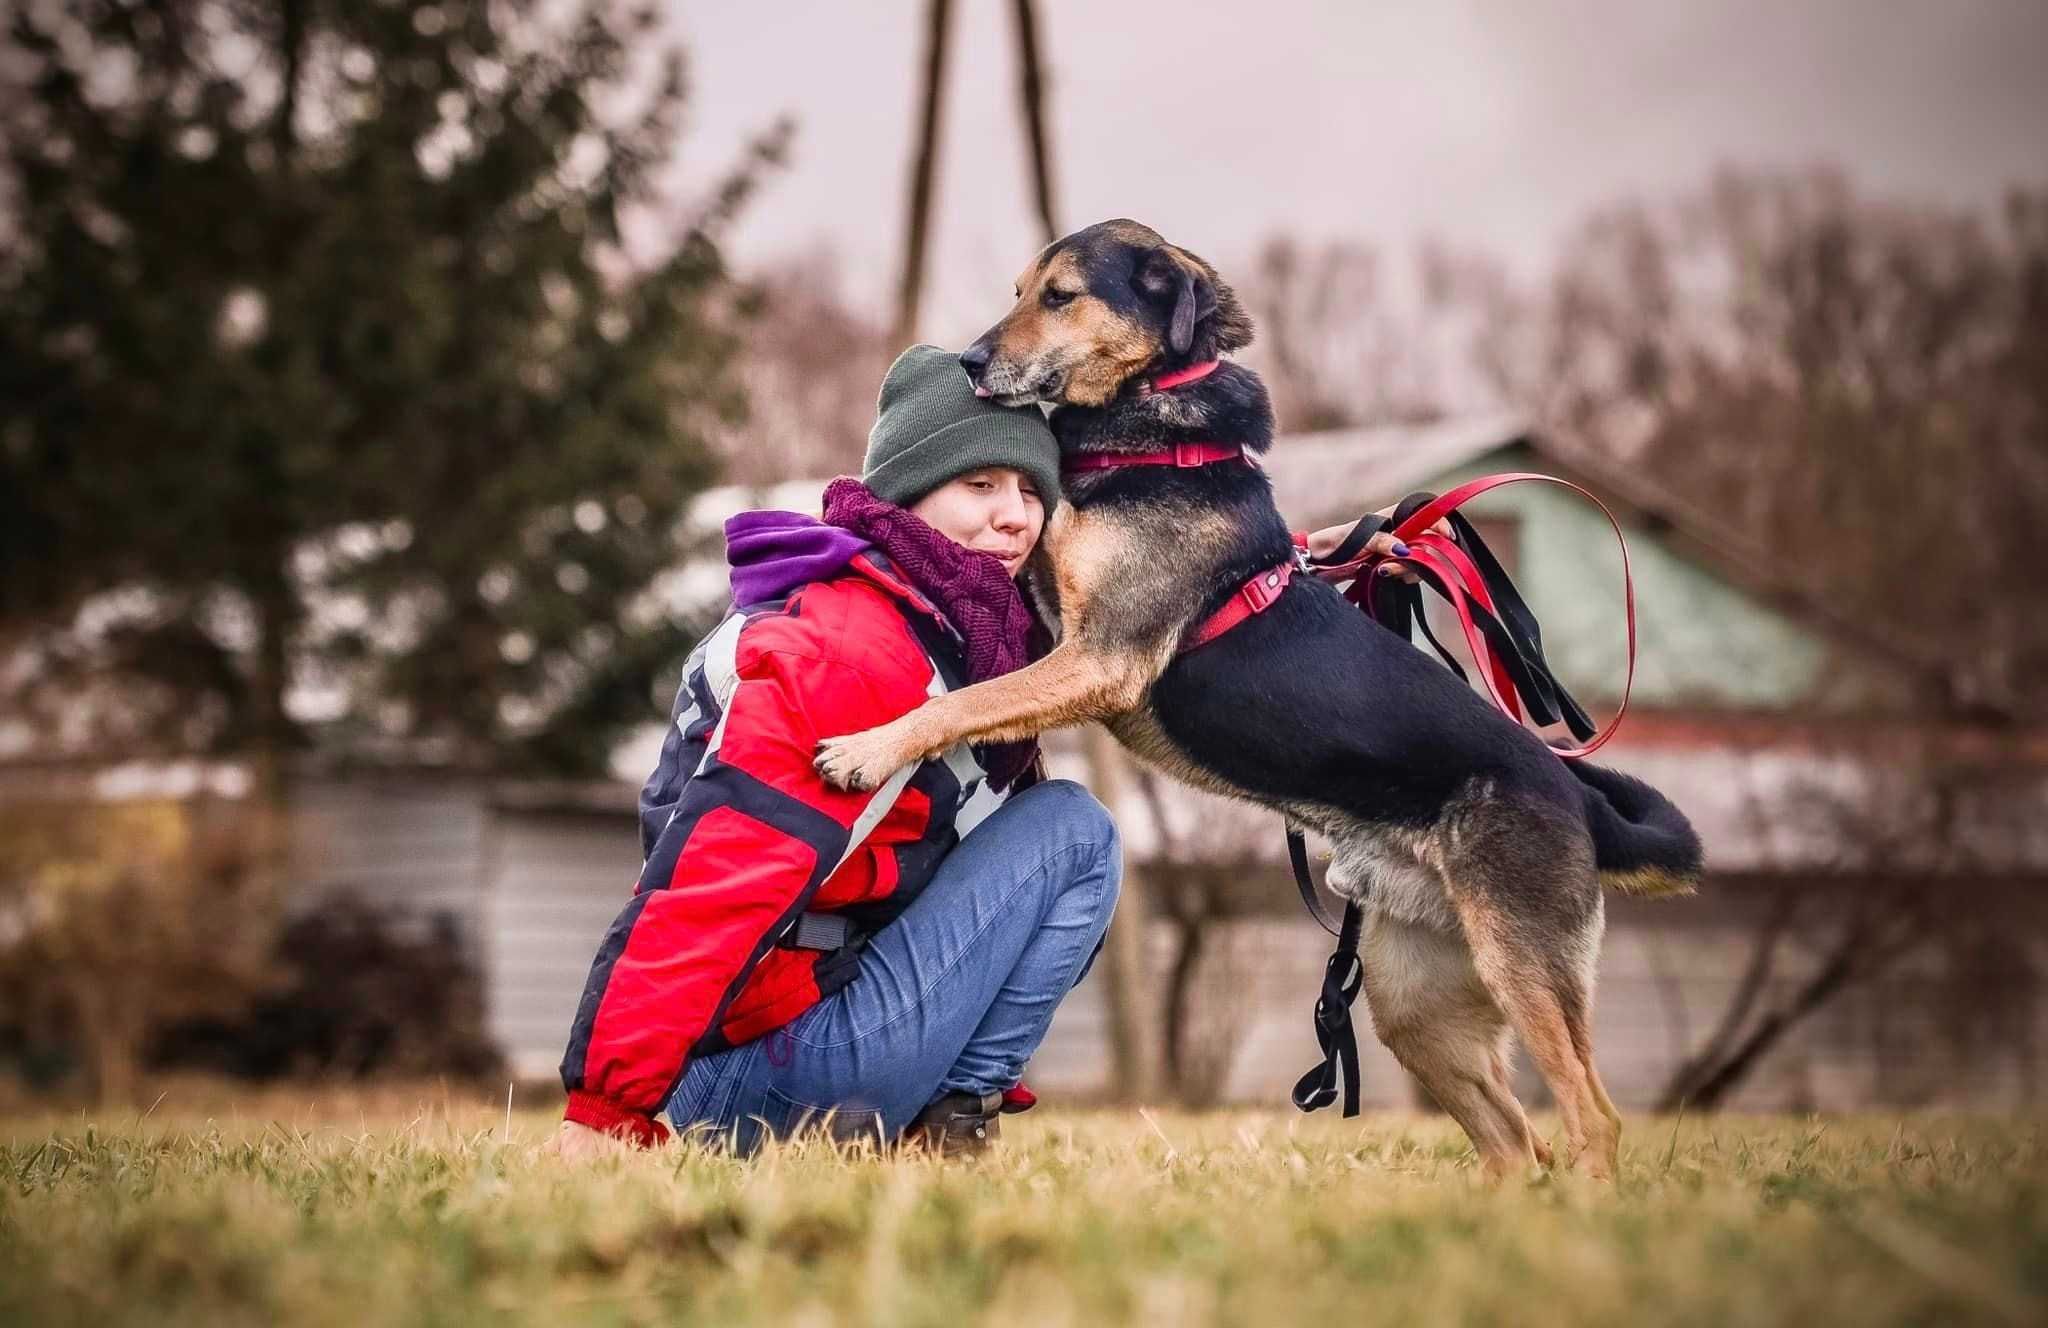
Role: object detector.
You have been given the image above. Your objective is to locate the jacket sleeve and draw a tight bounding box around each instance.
[559,622,927,1140]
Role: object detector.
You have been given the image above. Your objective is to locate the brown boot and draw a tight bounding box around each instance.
[901,1090,1002,1157]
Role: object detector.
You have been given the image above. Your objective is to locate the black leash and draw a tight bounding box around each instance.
[1287,825,1365,1115]
[1287,491,1597,1119]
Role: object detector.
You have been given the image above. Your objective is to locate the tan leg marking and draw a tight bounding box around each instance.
[813,642,1150,792]
[1482,1034,1553,1169]
[1452,895,1619,1180]
[1361,915,1542,1182]
[816,505,1165,792]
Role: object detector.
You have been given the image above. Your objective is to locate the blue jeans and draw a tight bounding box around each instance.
[664,778,1121,1151]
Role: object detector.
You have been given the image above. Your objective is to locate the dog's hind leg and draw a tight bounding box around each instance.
[1464,918,1617,1180]
[1438,807,1619,1180]
[1427,791,1621,1178]
[1361,914,1543,1181]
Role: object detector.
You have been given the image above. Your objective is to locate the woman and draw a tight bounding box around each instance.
[551,346,1425,1158]
[553,345,1113,1157]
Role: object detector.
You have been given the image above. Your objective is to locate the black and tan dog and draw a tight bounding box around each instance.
[815,219,1702,1179]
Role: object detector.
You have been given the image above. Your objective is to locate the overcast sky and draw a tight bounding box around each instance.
[672,0,2047,346]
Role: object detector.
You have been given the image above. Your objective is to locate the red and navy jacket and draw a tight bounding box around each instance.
[559,509,1024,1144]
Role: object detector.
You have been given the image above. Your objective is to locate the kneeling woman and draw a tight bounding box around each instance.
[553,346,1120,1156]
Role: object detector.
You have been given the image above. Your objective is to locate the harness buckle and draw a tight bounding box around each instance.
[1239,564,1289,614]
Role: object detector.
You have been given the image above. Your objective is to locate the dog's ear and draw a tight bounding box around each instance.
[1136,245,1254,357]
[1135,246,1215,356]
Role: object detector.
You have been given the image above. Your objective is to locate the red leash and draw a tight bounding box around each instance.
[1312,472,1638,759]
[1063,441,1638,754]
[1288,473,1639,1118]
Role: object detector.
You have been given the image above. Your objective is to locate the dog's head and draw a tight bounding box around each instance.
[959,219,1253,408]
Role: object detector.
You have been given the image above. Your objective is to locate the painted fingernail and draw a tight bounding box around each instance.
[1391,542,1411,556]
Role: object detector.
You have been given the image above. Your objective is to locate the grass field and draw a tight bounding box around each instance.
[2,1089,2044,1327]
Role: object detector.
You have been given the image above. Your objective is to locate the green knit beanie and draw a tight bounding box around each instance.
[863,345,1063,509]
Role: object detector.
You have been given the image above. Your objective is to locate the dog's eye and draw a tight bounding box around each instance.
[1041,287,1079,309]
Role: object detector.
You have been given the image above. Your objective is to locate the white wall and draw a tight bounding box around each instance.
[286,776,2044,1110]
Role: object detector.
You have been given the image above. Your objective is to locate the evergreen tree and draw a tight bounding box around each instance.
[0,0,784,784]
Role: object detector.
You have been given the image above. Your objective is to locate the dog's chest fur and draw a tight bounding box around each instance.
[1038,363,1466,934]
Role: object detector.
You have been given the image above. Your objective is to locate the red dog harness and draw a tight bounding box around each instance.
[1062,358,1307,652]
[1059,436,1294,651]
[1065,446,1637,752]
[1062,440,1249,473]
[1063,360,1641,750]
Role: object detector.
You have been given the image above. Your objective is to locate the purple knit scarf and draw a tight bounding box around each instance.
[822,477,1040,789]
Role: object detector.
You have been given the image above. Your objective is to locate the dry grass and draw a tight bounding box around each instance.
[1,1088,2044,1327]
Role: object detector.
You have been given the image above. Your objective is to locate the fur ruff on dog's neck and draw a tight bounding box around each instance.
[1051,360,1276,463]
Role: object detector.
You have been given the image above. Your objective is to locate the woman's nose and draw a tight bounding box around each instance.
[991,491,1029,532]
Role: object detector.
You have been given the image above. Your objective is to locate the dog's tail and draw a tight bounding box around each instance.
[1572,760,1703,897]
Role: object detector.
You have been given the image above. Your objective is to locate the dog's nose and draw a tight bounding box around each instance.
[959,341,993,384]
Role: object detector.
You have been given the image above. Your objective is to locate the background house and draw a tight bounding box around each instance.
[247,420,2048,1110]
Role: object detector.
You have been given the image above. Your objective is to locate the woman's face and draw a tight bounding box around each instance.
[909,467,1046,577]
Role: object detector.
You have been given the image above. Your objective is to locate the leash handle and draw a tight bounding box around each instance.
[1323,472,1638,760]
[1323,512,1391,568]
[1290,898,1366,1117]
[1287,825,1365,1117]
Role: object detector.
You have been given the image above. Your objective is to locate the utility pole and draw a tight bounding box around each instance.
[892,0,954,348]
[1011,0,1059,243]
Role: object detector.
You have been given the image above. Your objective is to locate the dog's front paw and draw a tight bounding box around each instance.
[814,729,909,792]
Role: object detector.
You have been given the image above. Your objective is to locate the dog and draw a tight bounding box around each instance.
[815,219,1702,1179]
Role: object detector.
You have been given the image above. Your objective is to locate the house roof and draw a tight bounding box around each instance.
[1261,411,1533,530]
[1264,417,1955,705]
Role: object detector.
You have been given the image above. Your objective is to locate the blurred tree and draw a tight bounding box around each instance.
[150,893,503,1083]
[0,798,278,1104]
[1238,234,1512,433]
[715,251,891,487]
[1483,167,2048,719]
[1467,167,2048,1105]
[0,0,787,789]
[1654,751,2045,1110]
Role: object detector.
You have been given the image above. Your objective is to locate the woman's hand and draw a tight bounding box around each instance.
[1304,506,1453,582]
[542,1118,632,1161]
